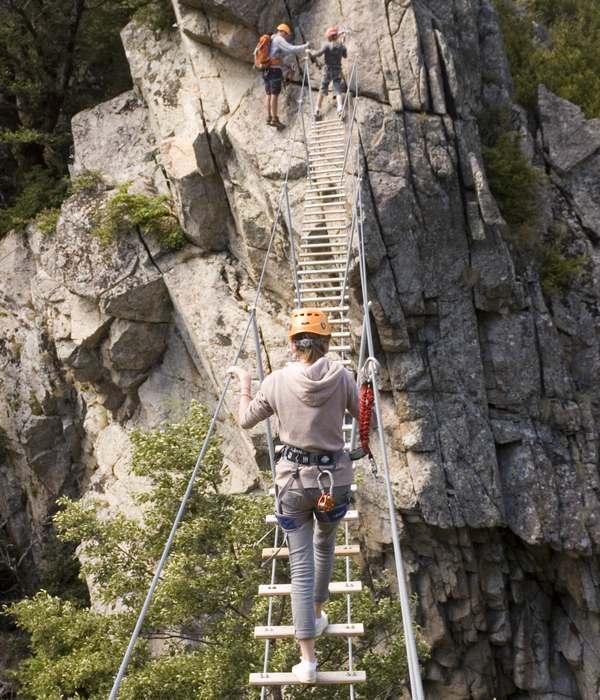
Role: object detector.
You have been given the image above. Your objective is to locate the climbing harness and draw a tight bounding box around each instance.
[281,444,334,466]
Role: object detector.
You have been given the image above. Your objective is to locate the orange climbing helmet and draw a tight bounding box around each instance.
[288,308,331,338]
[277,23,292,35]
[325,26,338,39]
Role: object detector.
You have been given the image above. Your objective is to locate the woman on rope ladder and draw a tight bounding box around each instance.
[228,308,358,683]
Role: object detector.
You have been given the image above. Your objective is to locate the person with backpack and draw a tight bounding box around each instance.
[228,308,358,683]
[254,23,310,128]
[308,26,348,120]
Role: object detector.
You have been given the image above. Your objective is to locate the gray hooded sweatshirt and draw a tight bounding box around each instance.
[241,357,358,488]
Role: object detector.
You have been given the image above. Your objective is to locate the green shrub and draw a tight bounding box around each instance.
[540,227,586,294]
[494,0,600,118]
[0,167,69,237]
[71,169,104,194]
[93,183,185,250]
[480,108,541,231]
[34,208,60,237]
[132,0,176,32]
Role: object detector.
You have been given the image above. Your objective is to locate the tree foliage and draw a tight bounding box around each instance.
[0,0,174,235]
[6,402,428,698]
[494,0,600,118]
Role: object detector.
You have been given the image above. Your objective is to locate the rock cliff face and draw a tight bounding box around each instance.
[2,1,600,697]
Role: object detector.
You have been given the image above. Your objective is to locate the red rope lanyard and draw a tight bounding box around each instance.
[358,378,377,473]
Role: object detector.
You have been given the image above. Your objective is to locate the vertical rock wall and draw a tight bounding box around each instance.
[2,0,600,697]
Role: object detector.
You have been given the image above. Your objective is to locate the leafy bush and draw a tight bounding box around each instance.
[93,183,185,250]
[34,208,60,237]
[494,0,600,117]
[482,131,540,229]
[540,224,586,294]
[132,0,176,32]
[71,170,105,194]
[0,167,69,237]
[6,402,428,699]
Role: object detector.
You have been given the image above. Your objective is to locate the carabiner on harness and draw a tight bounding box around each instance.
[316,469,336,512]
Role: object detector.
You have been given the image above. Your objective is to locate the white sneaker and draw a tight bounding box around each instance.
[292,659,317,683]
[315,612,328,637]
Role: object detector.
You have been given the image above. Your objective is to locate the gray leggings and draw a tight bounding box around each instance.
[280,485,351,639]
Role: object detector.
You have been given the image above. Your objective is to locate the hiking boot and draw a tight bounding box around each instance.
[337,109,345,121]
[314,111,323,121]
[315,612,328,637]
[292,659,317,684]
[270,117,285,129]
[266,116,273,125]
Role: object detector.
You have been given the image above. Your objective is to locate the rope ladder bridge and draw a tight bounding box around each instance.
[108,16,425,697]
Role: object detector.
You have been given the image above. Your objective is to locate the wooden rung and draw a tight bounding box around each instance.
[310,143,345,149]
[303,214,346,220]
[301,246,347,252]
[302,225,347,231]
[299,284,346,291]
[310,145,344,151]
[305,193,345,200]
[309,141,346,148]
[299,256,348,262]
[300,236,348,243]
[309,165,344,172]
[312,127,346,136]
[249,670,366,686]
[258,581,362,597]
[300,237,347,243]
[261,544,360,560]
[309,157,345,163]
[297,260,346,267]
[312,123,346,131]
[302,297,348,304]
[254,623,364,639]
[309,160,345,168]
[303,208,346,214]
[299,282,346,290]
[310,137,345,144]
[309,158,344,164]
[265,509,358,524]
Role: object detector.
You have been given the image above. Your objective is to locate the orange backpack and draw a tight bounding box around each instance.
[254,34,273,69]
